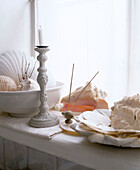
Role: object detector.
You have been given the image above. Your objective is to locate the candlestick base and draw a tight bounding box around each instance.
[29,111,59,128]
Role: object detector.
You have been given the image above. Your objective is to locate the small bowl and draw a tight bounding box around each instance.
[0,81,64,118]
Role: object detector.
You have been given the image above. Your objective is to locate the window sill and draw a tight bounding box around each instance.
[0,112,139,170]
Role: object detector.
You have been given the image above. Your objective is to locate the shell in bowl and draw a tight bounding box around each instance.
[0,81,64,117]
[0,50,56,89]
[0,75,17,91]
[0,51,37,84]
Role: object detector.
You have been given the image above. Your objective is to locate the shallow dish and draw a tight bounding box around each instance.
[0,81,64,118]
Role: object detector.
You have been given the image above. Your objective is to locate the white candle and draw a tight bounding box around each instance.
[38,26,45,45]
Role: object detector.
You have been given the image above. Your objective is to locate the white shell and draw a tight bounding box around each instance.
[0,75,17,91]
[0,51,36,84]
[0,50,56,88]
[17,78,39,91]
[70,109,140,147]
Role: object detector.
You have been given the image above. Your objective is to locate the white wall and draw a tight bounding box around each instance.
[0,0,31,55]
[38,0,129,105]
[129,0,140,95]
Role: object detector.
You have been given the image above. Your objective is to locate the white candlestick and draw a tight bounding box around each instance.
[38,26,45,45]
[29,46,59,128]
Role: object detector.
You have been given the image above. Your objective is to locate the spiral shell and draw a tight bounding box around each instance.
[0,75,17,91]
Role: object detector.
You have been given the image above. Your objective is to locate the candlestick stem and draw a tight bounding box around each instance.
[29,46,59,128]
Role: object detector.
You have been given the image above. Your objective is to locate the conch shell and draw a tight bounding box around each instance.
[61,82,109,112]
[0,75,17,91]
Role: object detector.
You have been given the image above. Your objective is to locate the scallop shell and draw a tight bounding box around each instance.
[0,75,17,91]
[0,50,56,88]
[0,51,37,84]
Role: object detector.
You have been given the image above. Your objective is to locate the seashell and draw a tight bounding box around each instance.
[17,78,39,91]
[0,50,56,89]
[0,75,17,91]
[0,51,37,84]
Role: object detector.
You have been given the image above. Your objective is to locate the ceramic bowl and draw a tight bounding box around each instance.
[0,81,64,117]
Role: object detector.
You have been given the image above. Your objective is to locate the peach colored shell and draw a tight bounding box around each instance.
[0,75,17,91]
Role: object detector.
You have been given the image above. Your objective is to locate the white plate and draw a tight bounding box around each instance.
[71,109,140,147]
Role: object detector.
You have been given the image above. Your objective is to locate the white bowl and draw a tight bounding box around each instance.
[0,81,64,118]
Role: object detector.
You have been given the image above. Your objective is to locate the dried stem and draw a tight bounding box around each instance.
[18,73,21,82]
[29,61,37,78]
[21,57,24,79]
[68,63,75,103]
[75,71,99,102]
[24,59,27,79]
[19,57,36,83]
[26,63,30,78]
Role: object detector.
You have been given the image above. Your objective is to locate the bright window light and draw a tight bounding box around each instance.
[38,0,134,106]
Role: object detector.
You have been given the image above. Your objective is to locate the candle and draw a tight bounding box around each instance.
[38,26,45,45]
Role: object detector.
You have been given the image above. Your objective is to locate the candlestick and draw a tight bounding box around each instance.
[29,46,59,128]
